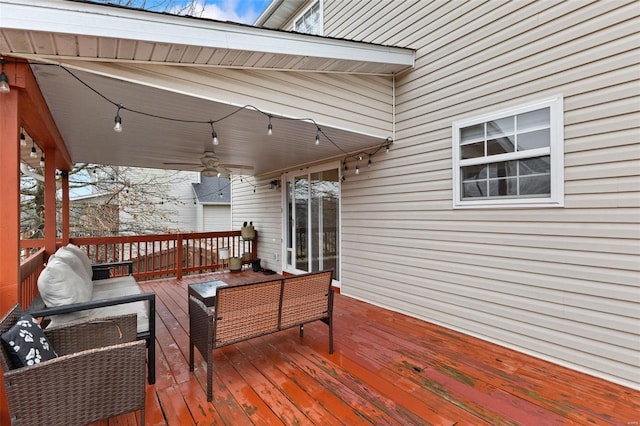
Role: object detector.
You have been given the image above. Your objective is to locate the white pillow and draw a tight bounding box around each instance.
[38,257,92,307]
[63,244,93,279]
[52,245,92,283]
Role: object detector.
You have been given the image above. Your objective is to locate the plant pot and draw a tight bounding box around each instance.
[229,257,242,272]
[241,226,255,240]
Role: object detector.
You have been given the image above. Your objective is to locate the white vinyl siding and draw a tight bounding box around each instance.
[323,0,640,390]
[202,205,231,231]
[232,176,283,272]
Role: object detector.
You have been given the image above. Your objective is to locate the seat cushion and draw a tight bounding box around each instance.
[1,313,57,368]
[47,277,150,334]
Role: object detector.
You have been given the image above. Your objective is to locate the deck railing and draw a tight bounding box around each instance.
[18,230,257,307]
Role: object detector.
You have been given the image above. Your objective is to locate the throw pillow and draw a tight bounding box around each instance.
[1,314,57,368]
[51,245,94,296]
[63,243,93,280]
[38,257,91,306]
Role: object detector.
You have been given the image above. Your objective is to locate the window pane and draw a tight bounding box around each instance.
[462,164,487,180]
[489,161,517,178]
[517,108,550,130]
[461,142,484,159]
[489,178,518,196]
[487,117,514,137]
[519,174,550,195]
[520,156,550,175]
[460,124,484,142]
[518,129,550,150]
[487,136,515,155]
[462,181,487,198]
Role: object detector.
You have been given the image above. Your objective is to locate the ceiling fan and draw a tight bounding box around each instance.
[163,151,253,177]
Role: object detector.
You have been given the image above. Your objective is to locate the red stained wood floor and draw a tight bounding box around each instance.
[90,271,639,425]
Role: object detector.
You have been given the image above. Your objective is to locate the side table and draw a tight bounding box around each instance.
[188,280,227,309]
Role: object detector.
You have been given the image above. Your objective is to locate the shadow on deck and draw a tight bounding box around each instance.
[91,271,639,425]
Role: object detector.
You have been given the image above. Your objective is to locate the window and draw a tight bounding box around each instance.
[452,96,564,208]
[294,1,322,35]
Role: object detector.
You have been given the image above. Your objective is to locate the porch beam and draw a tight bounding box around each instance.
[0,84,19,425]
[12,60,72,171]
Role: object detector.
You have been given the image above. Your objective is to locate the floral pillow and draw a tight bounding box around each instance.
[1,314,57,368]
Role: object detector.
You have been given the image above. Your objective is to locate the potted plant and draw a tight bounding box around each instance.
[241,221,255,240]
[228,256,242,272]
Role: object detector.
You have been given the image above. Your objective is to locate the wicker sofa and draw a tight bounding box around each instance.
[0,305,146,425]
[189,270,334,401]
[26,244,155,384]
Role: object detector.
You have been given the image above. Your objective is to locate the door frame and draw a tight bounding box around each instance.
[281,161,341,286]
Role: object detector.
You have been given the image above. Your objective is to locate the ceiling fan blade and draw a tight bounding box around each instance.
[223,164,254,170]
[163,162,201,166]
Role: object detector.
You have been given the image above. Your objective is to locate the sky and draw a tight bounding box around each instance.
[176,0,272,24]
[137,0,273,24]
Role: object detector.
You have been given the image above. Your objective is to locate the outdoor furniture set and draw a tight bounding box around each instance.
[1,243,334,422]
[188,269,335,401]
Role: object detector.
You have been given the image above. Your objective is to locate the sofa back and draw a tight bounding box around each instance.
[213,270,333,348]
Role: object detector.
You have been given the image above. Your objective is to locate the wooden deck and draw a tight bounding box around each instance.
[92,271,639,425]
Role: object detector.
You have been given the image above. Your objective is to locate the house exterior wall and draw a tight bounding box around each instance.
[203,204,231,231]
[233,176,284,272]
[319,0,639,389]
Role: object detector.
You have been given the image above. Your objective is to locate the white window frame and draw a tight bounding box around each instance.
[293,0,323,36]
[452,96,564,208]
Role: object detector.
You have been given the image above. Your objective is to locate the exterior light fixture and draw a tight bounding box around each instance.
[113,105,123,132]
[0,58,9,94]
[30,141,37,158]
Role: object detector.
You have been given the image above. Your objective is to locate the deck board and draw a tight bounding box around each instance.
[92,271,639,425]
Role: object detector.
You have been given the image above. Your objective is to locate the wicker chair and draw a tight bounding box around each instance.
[0,305,146,426]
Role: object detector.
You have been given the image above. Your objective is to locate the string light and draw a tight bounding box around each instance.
[210,121,218,145]
[340,138,393,178]
[0,58,9,94]
[20,131,26,147]
[11,61,395,175]
[30,141,37,158]
[39,150,45,167]
[113,104,123,132]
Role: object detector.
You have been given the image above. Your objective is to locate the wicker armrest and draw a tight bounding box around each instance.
[4,340,146,426]
[44,313,138,356]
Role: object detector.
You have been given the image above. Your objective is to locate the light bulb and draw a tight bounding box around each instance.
[315,133,320,145]
[30,143,37,158]
[39,153,45,167]
[0,72,9,94]
[212,130,218,146]
[355,165,360,175]
[368,155,372,167]
[20,132,26,147]
[114,114,122,132]
[267,118,273,136]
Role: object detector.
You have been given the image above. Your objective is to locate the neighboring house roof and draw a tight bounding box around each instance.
[192,176,231,204]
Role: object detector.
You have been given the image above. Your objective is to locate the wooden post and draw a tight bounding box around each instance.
[60,171,70,245]
[176,233,183,280]
[0,73,19,426]
[44,146,57,256]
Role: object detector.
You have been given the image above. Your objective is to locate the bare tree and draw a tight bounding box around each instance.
[21,162,194,238]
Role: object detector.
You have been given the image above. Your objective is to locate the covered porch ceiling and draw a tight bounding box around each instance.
[1,0,414,176]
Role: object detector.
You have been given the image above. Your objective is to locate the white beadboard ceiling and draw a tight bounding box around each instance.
[1,0,414,176]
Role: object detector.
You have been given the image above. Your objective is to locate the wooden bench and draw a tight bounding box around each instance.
[188,270,334,401]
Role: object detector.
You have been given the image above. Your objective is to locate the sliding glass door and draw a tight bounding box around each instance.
[285,166,340,280]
